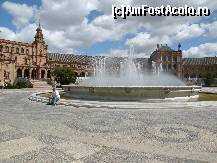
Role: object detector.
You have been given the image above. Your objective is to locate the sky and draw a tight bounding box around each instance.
[0,0,217,58]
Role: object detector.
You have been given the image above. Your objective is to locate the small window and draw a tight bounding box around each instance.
[25,58,28,65]
[5,46,9,52]
[16,47,19,53]
[177,56,180,62]
[26,49,29,54]
[0,45,3,52]
[21,48,24,53]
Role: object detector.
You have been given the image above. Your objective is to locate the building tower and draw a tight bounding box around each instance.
[178,43,181,51]
[32,22,48,79]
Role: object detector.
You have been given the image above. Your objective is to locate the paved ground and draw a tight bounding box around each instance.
[0,89,217,162]
[201,87,217,94]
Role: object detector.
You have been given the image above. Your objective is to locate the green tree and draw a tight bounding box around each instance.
[203,73,216,86]
[53,67,76,85]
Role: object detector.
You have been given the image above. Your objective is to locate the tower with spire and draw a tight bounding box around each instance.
[32,20,48,79]
[34,20,44,43]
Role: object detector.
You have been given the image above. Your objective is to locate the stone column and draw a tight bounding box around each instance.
[0,63,3,85]
[45,70,47,79]
[9,63,15,84]
[171,57,174,70]
[22,69,24,78]
[29,68,32,79]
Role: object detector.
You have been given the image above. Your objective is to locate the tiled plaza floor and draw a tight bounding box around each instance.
[0,89,217,162]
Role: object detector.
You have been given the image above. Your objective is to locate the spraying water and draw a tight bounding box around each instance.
[81,45,185,86]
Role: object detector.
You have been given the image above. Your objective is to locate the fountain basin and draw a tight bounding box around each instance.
[62,85,201,101]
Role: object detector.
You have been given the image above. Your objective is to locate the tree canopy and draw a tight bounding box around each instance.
[53,67,76,85]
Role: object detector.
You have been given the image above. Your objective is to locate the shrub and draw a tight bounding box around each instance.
[15,80,33,88]
[203,73,216,86]
[5,79,33,89]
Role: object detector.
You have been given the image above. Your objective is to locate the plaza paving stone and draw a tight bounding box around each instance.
[0,89,217,162]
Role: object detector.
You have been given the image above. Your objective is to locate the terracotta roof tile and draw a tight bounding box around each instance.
[182,57,217,65]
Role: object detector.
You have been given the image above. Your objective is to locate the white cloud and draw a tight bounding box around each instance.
[0,24,40,42]
[125,19,217,57]
[1,0,217,56]
[183,43,217,58]
[201,21,217,38]
[173,24,205,42]
[99,49,128,57]
[2,1,36,29]
[0,27,16,40]
[126,33,172,56]
[40,0,98,30]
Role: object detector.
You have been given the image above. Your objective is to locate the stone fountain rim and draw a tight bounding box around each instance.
[62,85,202,89]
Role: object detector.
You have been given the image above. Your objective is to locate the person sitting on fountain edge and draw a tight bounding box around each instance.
[48,87,60,105]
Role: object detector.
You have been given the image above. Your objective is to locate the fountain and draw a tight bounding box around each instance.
[62,46,201,101]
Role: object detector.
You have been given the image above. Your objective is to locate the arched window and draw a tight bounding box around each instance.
[21,48,24,53]
[17,69,22,78]
[26,49,29,54]
[31,69,37,79]
[47,70,51,78]
[24,69,29,78]
[16,47,19,53]
[80,72,85,77]
[4,70,9,79]
[41,70,45,78]
[184,74,189,78]
[190,74,196,78]
[0,45,3,52]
